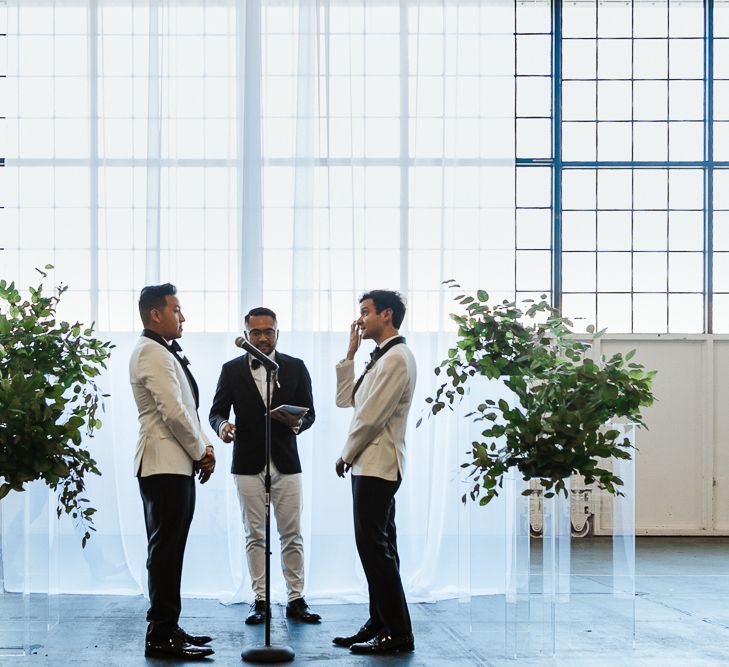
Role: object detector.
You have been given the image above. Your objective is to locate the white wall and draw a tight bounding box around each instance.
[597,336,729,535]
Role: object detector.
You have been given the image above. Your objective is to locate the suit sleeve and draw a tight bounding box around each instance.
[340,353,409,464]
[335,359,355,408]
[295,361,315,433]
[138,344,206,462]
[209,365,233,436]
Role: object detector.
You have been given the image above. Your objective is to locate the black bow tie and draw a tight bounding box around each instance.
[251,359,262,370]
[168,340,190,366]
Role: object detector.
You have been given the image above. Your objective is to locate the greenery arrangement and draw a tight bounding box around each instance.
[0,266,113,547]
[425,281,656,506]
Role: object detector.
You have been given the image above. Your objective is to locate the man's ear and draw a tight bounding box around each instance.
[382,307,393,324]
[150,308,162,324]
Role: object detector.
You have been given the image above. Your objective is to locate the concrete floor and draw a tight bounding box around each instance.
[3,537,729,666]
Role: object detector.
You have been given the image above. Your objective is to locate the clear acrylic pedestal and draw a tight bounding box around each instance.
[0,481,60,657]
[504,423,636,658]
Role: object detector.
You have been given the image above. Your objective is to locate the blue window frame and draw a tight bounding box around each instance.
[517,0,726,334]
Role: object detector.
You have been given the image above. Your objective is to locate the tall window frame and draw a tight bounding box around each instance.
[517,0,727,334]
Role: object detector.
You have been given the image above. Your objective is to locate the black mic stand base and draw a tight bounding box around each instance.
[241,645,295,662]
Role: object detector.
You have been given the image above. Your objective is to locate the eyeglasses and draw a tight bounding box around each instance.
[247,328,277,339]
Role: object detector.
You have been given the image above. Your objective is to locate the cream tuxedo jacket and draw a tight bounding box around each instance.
[130,336,210,477]
[336,343,417,481]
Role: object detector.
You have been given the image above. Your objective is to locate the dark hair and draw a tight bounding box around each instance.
[139,283,177,325]
[245,307,278,326]
[360,290,406,329]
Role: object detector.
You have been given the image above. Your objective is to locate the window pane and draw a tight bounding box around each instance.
[598,252,632,291]
[597,122,631,161]
[597,293,632,332]
[563,39,596,78]
[563,211,596,251]
[633,293,668,333]
[597,39,631,78]
[563,251,596,292]
[561,293,596,332]
[668,253,703,293]
[516,209,551,249]
[597,212,631,251]
[634,212,667,251]
[563,170,595,210]
[633,252,668,292]
[668,294,703,333]
[563,122,596,161]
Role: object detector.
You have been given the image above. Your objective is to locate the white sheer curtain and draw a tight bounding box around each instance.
[1,0,515,603]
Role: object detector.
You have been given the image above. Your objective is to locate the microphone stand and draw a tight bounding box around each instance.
[241,364,295,663]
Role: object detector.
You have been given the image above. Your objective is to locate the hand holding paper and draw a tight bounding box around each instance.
[270,404,308,428]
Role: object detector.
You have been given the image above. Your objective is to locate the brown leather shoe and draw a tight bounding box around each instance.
[285,597,321,623]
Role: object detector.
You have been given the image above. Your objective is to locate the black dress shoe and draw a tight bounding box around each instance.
[245,599,267,625]
[144,635,214,659]
[332,621,379,647]
[285,597,321,623]
[350,632,415,655]
[176,626,213,646]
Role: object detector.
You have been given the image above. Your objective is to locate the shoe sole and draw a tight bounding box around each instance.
[144,648,215,659]
[333,635,376,647]
[350,644,414,655]
[285,612,321,623]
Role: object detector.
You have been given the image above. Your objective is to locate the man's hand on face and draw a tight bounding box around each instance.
[346,321,362,360]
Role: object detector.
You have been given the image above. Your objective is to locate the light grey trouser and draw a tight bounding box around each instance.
[234,462,304,602]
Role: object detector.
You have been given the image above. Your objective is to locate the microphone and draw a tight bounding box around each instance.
[234,336,279,372]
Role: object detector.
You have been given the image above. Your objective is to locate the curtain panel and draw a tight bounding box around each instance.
[1,0,516,602]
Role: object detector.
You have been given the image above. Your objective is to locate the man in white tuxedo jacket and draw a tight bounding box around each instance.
[333,290,416,655]
[129,283,216,660]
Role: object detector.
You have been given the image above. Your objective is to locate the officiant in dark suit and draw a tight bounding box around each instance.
[209,307,321,625]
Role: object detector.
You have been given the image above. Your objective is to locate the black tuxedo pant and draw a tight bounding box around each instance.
[138,473,195,641]
[352,474,412,638]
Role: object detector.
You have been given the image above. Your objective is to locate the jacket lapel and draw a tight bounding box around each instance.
[141,329,199,410]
